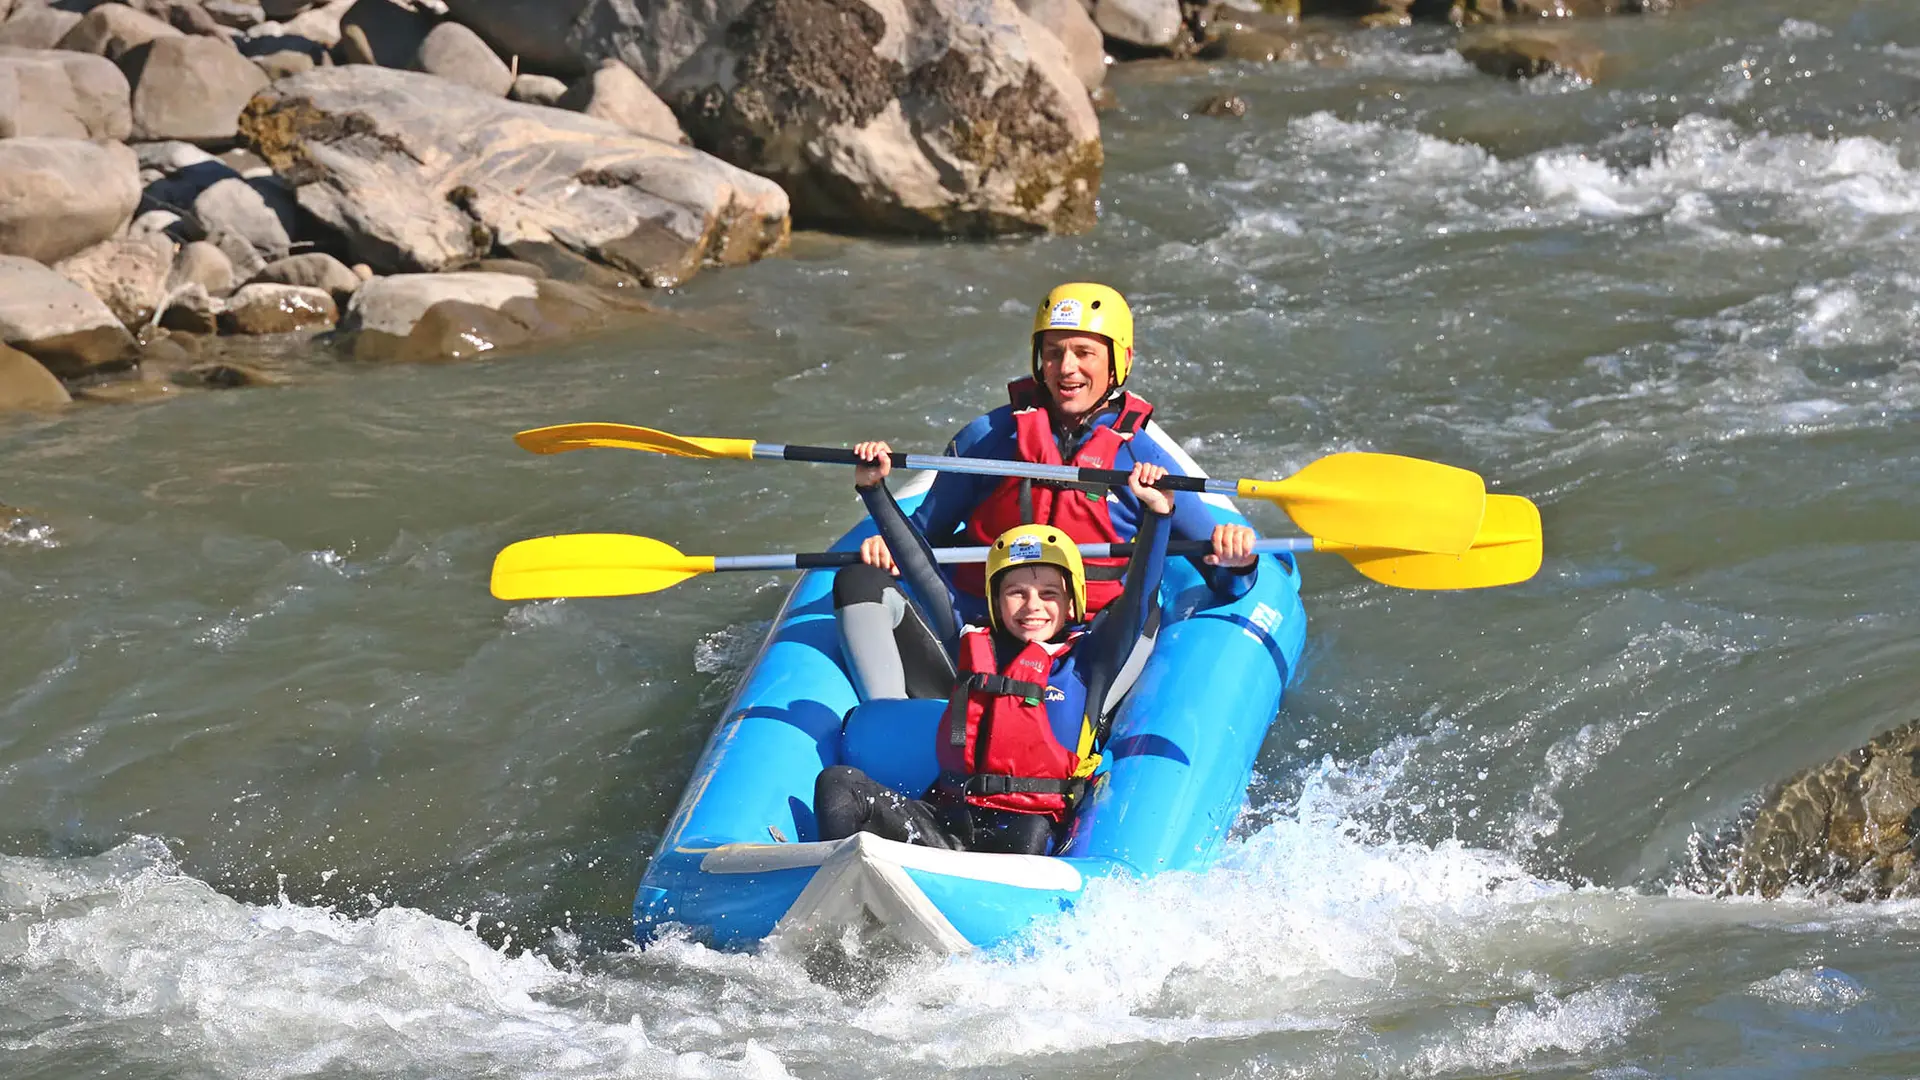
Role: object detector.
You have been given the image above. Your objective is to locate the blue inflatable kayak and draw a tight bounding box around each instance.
[633,472,1308,953]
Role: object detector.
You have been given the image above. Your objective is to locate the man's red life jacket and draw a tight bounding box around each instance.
[934,626,1093,819]
[951,378,1155,615]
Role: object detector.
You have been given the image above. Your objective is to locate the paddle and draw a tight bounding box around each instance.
[512,422,1487,556]
[490,495,1540,600]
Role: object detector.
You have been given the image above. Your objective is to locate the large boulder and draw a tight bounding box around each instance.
[1017,0,1104,91]
[1730,718,1920,901]
[0,138,142,265]
[218,281,336,333]
[445,0,1103,235]
[53,232,177,330]
[0,44,133,139]
[1092,0,1182,52]
[239,66,789,284]
[339,271,630,361]
[124,34,272,145]
[58,3,184,61]
[0,5,82,49]
[190,174,297,279]
[414,19,510,95]
[0,255,140,378]
[249,251,360,304]
[0,341,71,411]
[336,0,433,67]
[558,58,685,144]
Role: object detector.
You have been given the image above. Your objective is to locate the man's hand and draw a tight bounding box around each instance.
[1127,462,1172,516]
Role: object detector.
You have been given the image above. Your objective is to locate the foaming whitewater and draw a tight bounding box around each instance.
[0,840,792,1080]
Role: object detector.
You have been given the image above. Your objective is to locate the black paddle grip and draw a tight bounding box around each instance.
[781,445,864,465]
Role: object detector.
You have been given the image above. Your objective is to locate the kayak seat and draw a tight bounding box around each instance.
[838,698,945,796]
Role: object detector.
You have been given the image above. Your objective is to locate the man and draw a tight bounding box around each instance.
[856,282,1240,625]
[815,452,1258,855]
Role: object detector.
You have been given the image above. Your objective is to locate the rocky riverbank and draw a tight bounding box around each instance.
[1,0,1671,413]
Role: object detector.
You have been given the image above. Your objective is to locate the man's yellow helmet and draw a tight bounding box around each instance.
[984,525,1087,631]
[1031,282,1136,388]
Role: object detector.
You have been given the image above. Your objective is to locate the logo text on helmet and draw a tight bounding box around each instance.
[1008,536,1044,563]
[1047,298,1082,328]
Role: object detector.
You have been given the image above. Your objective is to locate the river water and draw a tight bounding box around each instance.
[6,2,1920,1076]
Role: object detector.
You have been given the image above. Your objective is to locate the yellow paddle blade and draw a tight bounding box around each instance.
[1239,452,1486,555]
[1317,494,1542,590]
[513,423,755,460]
[491,533,717,600]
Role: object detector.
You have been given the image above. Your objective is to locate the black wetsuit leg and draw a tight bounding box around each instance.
[967,808,1056,855]
[814,765,965,849]
[833,564,955,701]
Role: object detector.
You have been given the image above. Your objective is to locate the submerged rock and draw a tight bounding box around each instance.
[217,282,337,334]
[1458,30,1604,82]
[338,271,637,361]
[240,66,789,285]
[1729,718,1920,901]
[0,340,71,411]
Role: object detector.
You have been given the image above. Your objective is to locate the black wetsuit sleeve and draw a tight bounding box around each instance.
[1077,505,1171,733]
[858,480,961,652]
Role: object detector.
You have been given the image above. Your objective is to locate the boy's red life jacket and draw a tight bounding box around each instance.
[933,626,1093,819]
[951,378,1155,615]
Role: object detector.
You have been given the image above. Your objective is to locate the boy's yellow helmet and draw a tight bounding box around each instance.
[985,525,1086,630]
[1031,282,1135,387]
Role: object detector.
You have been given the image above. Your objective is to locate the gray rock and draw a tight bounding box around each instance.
[558,58,683,144]
[53,232,177,329]
[58,3,184,61]
[124,34,271,145]
[161,1,231,38]
[0,44,134,140]
[444,0,1104,234]
[204,0,269,27]
[0,138,142,265]
[277,0,354,45]
[415,19,509,96]
[1094,0,1181,50]
[158,281,220,332]
[167,238,236,296]
[249,46,316,77]
[249,251,359,304]
[336,0,432,67]
[239,66,789,284]
[136,139,219,174]
[0,5,83,49]
[340,270,622,361]
[190,175,297,279]
[217,281,335,333]
[0,254,140,378]
[441,0,592,78]
[131,208,186,238]
[1017,0,1104,90]
[262,0,318,17]
[1459,30,1605,83]
[508,72,566,106]
[0,340,71,411]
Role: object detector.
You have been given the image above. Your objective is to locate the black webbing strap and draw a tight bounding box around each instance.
[966,672,1048,700]
[941,771,1085,798]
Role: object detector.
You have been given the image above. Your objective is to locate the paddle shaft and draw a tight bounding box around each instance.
[764,444,1237,496]
[708,537,1308,574]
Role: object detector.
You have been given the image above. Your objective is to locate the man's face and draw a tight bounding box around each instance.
[1036,330,1114,420]
[995,564,1070,643]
